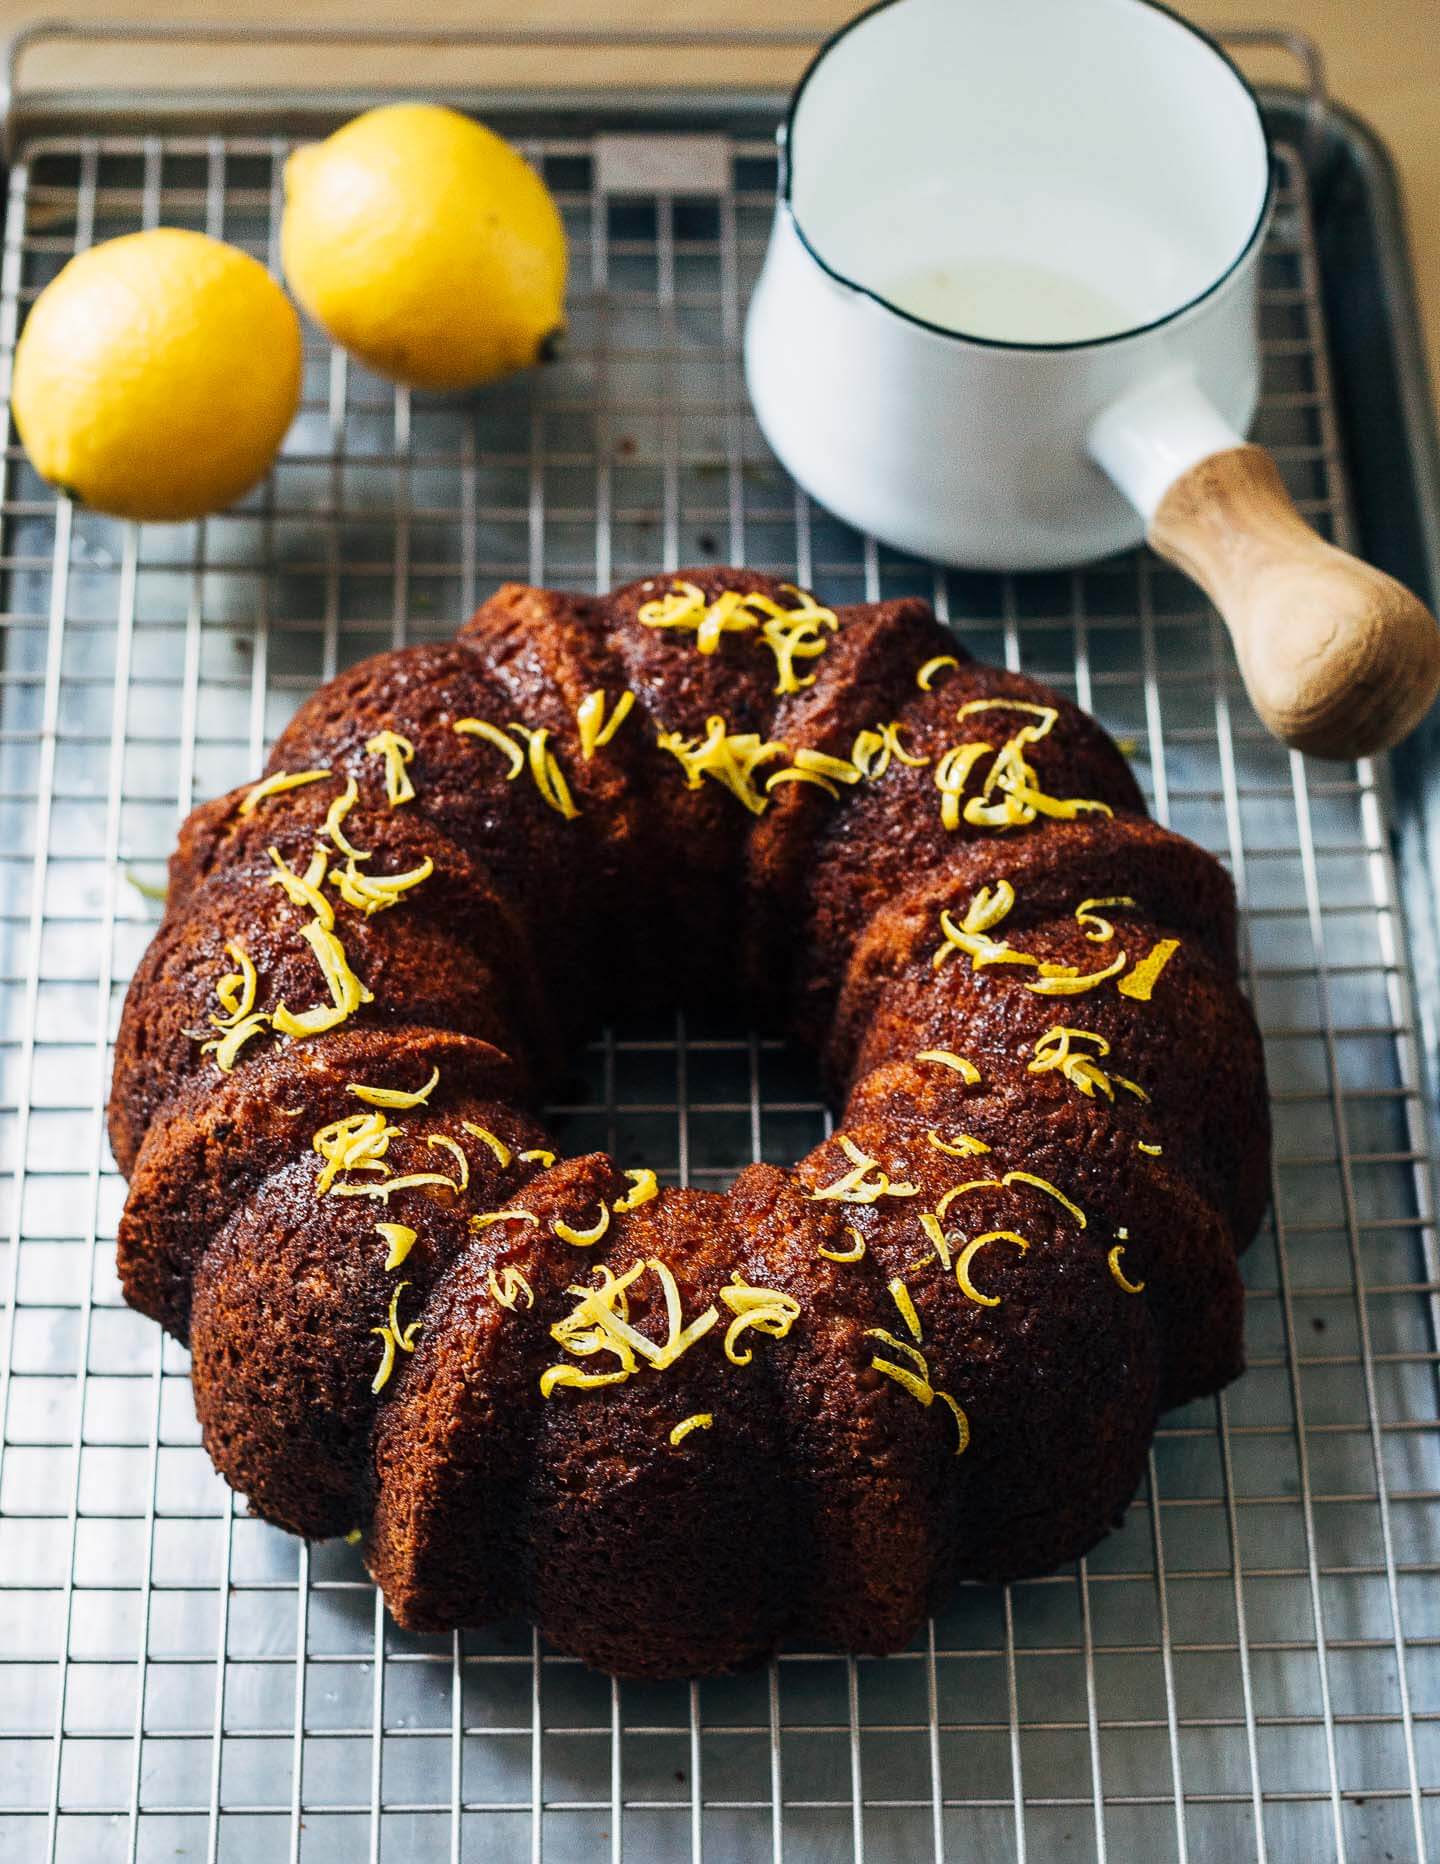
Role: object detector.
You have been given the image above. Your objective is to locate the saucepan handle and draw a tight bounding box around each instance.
[1090,372,1440,760]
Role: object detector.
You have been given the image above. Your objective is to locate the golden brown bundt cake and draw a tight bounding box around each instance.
[108,567,1270,1679]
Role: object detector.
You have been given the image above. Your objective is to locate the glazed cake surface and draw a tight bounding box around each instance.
[109,569,1269,1678]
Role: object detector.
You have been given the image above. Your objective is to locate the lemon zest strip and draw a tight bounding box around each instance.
[1008,782,1113,823]
[272,919,373,1037]
[239,769,331,816]
[520,1149,557,1169]
[1108,1245,1146,1294]
[766,767,839,799]
[365,730,416,807]
[759,589,840,693]
[348,1067,440,1110]
[201,1011,270,1072]
[576,688,636,761]
[915,1049,980,1083]
[766,742,869,798]
[804,1134,920,1204]
[761,614,832,694]
[927,1130,991,1157]
[553,1202,611,1247]
[1027,1026,1148,1103]
[865,1327,927,1373]
[656,713,789,817]
[489,1265,534,1310]
[957,697,1059,731]
[127,870,168,903]
[638,581,756,650]
[1118,938,1181,1001]
[918,1212,953,1271]
[426,1134,470,1191]
[962,879,1015,934]
[955,1230,1030,1307]
[1002,1169,1086,1229]
[541,1364,631,1395]
[268,845,334,931]
[323,777,369,861]
[331,1171,459,1202]
[330,854,433,916]
[864,1331,969,1454]
[933,741,994,830]
[546,1257,721,1386]
[917,655,960,691]
[471,1208,539,1232]
[818,1225,866,1263]
[376,1223,417,1271]
[933,881,1037,973]
[948,698,1113,833]
[200,941,268,1066]
[627,1259,720,1370]
[453,717,525,779]
[1023,950,1128,997]
[850,720,929,778]
[882,721,930,767]
[211,940,258,1028]
[510,724,580,820]
[371,1328,396,1394]
[935,1391,972,1454]
[888,1277,922,1343]
[935,1178,1004,1223]
[613,1168,660,1212]
[851,729,886,777]
[795,746,863,785]
[871,1359,934,1408]
[1075,895,1137,943]
[391,1274,419,1349]
[720,1273,801,1366]
[960,738,1038,831]
[312,1110,398,1195]
[1138,1141,1163,1156]
[669,1413,714,1447]
[461,1122,511,1168]
[370,1281,422,1393]
[637,581,838,694]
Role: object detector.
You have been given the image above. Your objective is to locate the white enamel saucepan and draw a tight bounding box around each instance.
[744,0,1440,758]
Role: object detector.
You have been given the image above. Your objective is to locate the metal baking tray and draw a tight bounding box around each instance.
[0,22,1436,1864]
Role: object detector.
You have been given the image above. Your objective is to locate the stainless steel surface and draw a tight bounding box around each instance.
[1,58,1438,1864]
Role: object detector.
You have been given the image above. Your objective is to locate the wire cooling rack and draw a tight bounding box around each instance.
[0,71,1438,1864]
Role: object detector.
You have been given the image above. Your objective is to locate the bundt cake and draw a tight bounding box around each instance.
[109,568,1269,1678]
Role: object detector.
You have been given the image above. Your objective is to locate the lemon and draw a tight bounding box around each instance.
[10,227,302,523]
[281,103,566,393]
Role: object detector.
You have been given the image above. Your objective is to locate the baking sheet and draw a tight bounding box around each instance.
[0,75,1436,1864]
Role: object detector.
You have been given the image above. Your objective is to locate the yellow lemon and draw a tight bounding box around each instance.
[10,227,302,523]
[281,102,566,392]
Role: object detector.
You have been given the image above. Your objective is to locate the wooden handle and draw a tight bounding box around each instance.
[1148,443,1440,760]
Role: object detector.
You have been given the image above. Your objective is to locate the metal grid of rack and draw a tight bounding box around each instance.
[0,105,1436,1864]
